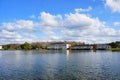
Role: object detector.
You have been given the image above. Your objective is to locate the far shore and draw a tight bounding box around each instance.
[0,48,120,51]
[109,48,120,51]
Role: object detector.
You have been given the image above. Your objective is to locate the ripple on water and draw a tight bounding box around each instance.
[0,50,120,80]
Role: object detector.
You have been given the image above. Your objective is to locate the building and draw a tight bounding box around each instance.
[71,45,92,50]
[96,44,110,50]
[47,43,71,50]
[0,45,2,50]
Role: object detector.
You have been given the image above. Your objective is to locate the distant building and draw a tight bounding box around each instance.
[47,42,71,50]
[71,45,92,50]
[96,44,110,50]
[0,45,2,50]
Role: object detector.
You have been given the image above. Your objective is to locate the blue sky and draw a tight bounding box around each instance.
[0,0,100,21]
[0,0,120,44]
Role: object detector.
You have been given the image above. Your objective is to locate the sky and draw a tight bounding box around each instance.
[0,0,120,44]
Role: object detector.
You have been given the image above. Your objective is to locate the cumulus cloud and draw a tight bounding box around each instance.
[114,22,120,26]
[48,12,119,43]
[105,0,120,12]
[40,12,62,27]
[0,30,21,39]
[0,19,39,44]
[3,20,35,32]
[29,15,36,19]
[75,6,92,13]
[0,30,22,44]
[101,27,117,36]
[0,10,120,44]
[63,13,102,31]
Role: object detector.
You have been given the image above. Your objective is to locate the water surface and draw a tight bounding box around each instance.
[0,50,120,80]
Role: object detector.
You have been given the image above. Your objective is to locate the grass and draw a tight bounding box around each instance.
[109,48,120,51]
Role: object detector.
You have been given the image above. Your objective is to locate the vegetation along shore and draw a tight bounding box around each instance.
[0,41,120,51]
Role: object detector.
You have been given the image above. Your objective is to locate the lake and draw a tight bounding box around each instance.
[0,50,120,80]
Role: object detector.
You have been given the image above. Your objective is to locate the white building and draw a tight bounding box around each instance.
[96,44,110,50]
[47,43,71,50]
[71,45,92,50]
[0,46,2,50]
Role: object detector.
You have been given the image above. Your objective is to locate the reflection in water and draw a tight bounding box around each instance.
[0,53,2,58]
[66,50,70,56]
[66,50,71,61]
[0,50,120,80]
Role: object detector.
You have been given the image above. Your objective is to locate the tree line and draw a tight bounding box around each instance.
[2,41,120,50]
[2,41,84,50]
[109,41,120,48]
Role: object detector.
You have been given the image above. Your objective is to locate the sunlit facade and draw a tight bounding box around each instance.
[47,43,71,50]
[0,46,2,50]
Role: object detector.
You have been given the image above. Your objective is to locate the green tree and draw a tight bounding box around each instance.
[21,42,32,50]
[109,41,120,48]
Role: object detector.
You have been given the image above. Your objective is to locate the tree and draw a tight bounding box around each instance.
[21,42,32,50]
[109,41,120,48]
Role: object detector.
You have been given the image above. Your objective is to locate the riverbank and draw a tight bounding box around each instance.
[109,48,120,51]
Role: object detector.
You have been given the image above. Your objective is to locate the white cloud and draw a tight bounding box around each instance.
[2,23,15,31]
[3,20,35,32]
[101,27,117,36]
[29,15,36,19]
[15,20,34,31]
[0,20,38,44]
[40,12,62,27]
[50,35,60,40]
[0,30,22,39]
[75,6,92,13]
[62,13,103,37]
[59,12,120,43]
[63,13,101,29]
[0,10,120,44]
[114,22,120,26]
[106,0,120,12]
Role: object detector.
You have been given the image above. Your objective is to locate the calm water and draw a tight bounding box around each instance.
[0,50,120,80]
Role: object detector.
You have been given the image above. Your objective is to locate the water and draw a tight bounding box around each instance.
[0,50,120,80]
